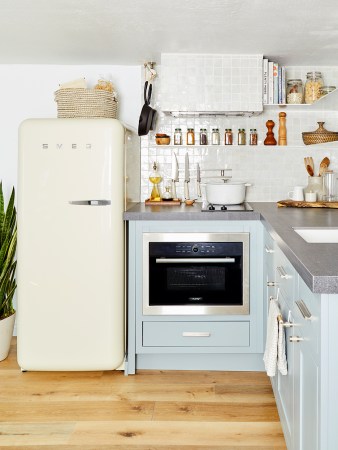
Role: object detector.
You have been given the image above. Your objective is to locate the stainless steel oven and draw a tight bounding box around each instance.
[143,232,249,315]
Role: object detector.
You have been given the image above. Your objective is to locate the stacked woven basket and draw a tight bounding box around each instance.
[54,88,118,119]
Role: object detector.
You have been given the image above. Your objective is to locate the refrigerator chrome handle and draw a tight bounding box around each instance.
[69,200,111,206]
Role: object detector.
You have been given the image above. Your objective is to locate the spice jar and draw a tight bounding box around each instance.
[187,128,195,145]
[212,128,220,145]
[319,86,336,98]
[249,129,258,145]
[225,129,233,145]
[286,79,303,104]
[174,128,182,145]
[199,129,207,145]
[238,129,246,145]
[305,71,324,104]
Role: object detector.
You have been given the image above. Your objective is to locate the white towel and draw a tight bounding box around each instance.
[277,320,288,375]
[263,298,280,376]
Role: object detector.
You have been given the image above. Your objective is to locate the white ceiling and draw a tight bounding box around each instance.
[1,0,338,66]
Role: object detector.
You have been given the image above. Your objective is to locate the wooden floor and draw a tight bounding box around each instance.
[0,338,286,449]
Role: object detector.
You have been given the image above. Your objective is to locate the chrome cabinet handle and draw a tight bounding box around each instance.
[277,266,291,279]
[267,281,277,287]
[182,332,211,337]
[295,300,312,320]
[290,336,304,343]
[69,200,111,206]
[156,258,235,264]
[265,245,274,253]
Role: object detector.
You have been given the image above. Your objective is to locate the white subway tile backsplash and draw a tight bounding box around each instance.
[140,59,338,202]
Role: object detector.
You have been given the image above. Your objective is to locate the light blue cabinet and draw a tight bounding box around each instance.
[264,230,322,450]
[127,220,264,374]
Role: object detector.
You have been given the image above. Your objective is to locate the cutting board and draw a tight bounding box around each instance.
[145,199,181,206]
[278,200,338,208]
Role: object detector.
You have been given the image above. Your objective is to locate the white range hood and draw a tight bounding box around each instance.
[159,53,263,117]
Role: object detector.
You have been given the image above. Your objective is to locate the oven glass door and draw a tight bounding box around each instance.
[143,233,249,315]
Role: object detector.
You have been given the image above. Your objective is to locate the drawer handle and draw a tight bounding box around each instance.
[295,299,312,320]
[277,266,291,279]
[267,281,277,287]
[182,332,211,337]
[265,245,274,253]
[290,336,304,343]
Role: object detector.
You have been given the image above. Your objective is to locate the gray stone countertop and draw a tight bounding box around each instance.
[124,201,338,294]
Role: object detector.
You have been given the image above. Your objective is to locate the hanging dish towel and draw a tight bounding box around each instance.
[278,320,288,375]
[263,298,280,376]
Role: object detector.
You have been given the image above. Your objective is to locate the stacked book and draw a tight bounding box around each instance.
[263,58,286,105]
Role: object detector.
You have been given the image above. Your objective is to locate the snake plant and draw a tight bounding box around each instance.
[0,182,17,320]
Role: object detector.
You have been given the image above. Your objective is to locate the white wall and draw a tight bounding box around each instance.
[0,64,142,197]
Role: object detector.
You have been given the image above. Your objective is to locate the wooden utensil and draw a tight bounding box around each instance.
[309,157,314,173]
[306,165,314,176]
[319,157,330,176]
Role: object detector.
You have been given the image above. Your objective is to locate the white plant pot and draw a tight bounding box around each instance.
[0,312,15,361]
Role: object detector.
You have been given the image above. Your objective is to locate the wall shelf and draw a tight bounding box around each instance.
[151,143,338,149]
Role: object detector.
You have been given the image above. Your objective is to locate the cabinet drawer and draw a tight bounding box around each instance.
[142,321,250,347]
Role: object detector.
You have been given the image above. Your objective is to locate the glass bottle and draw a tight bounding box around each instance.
[304,176,325,201]
[212,128,220,145]
[225,129,233,145]
[199,128,207,145]
[286,79,303,104]
[162,184,173,201]
[174,128,182,145]
[149,162,162,201]
[238,129,246,145]
[304,71,324,104]
[187,128,195,145]
[249,129,258,145]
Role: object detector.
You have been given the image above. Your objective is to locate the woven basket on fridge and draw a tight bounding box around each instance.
[54,88,118,119]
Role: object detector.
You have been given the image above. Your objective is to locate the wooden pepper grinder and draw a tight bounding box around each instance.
[278,112,287,146]
[264,120,277,145]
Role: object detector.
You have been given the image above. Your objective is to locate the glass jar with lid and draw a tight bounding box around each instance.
[174,128,182,145]
[224,129,233,145]
[199,128,207,145]
[211,128,220,145]
[286,79,303,104]
[238,129,246,145]
[187,128,195,145]
[304,71,324,104]
[319,86,336,98]
[249,129,258,145]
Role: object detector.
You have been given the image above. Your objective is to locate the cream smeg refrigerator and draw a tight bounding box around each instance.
[17,119,125,371]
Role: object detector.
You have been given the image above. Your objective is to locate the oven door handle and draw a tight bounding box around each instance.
[155,258,235,263]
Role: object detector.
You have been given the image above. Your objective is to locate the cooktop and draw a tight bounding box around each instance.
[201,202,254,212]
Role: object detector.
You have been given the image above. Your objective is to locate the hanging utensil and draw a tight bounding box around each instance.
[171,152,179,199]
[138,81,157,136]
[196,163,202,198]
[184,153,190,200]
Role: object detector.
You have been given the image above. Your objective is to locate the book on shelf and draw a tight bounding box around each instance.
[268,61,274,104]
[281,66,286,104]
[278,66,282,104]
[273,63,279,104]
[263,58,269,105]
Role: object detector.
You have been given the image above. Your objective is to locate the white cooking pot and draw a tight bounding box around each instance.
[205,181,251,205]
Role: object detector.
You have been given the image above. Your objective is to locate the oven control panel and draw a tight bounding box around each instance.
[149,242,242,257]
[175,244,217,254]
